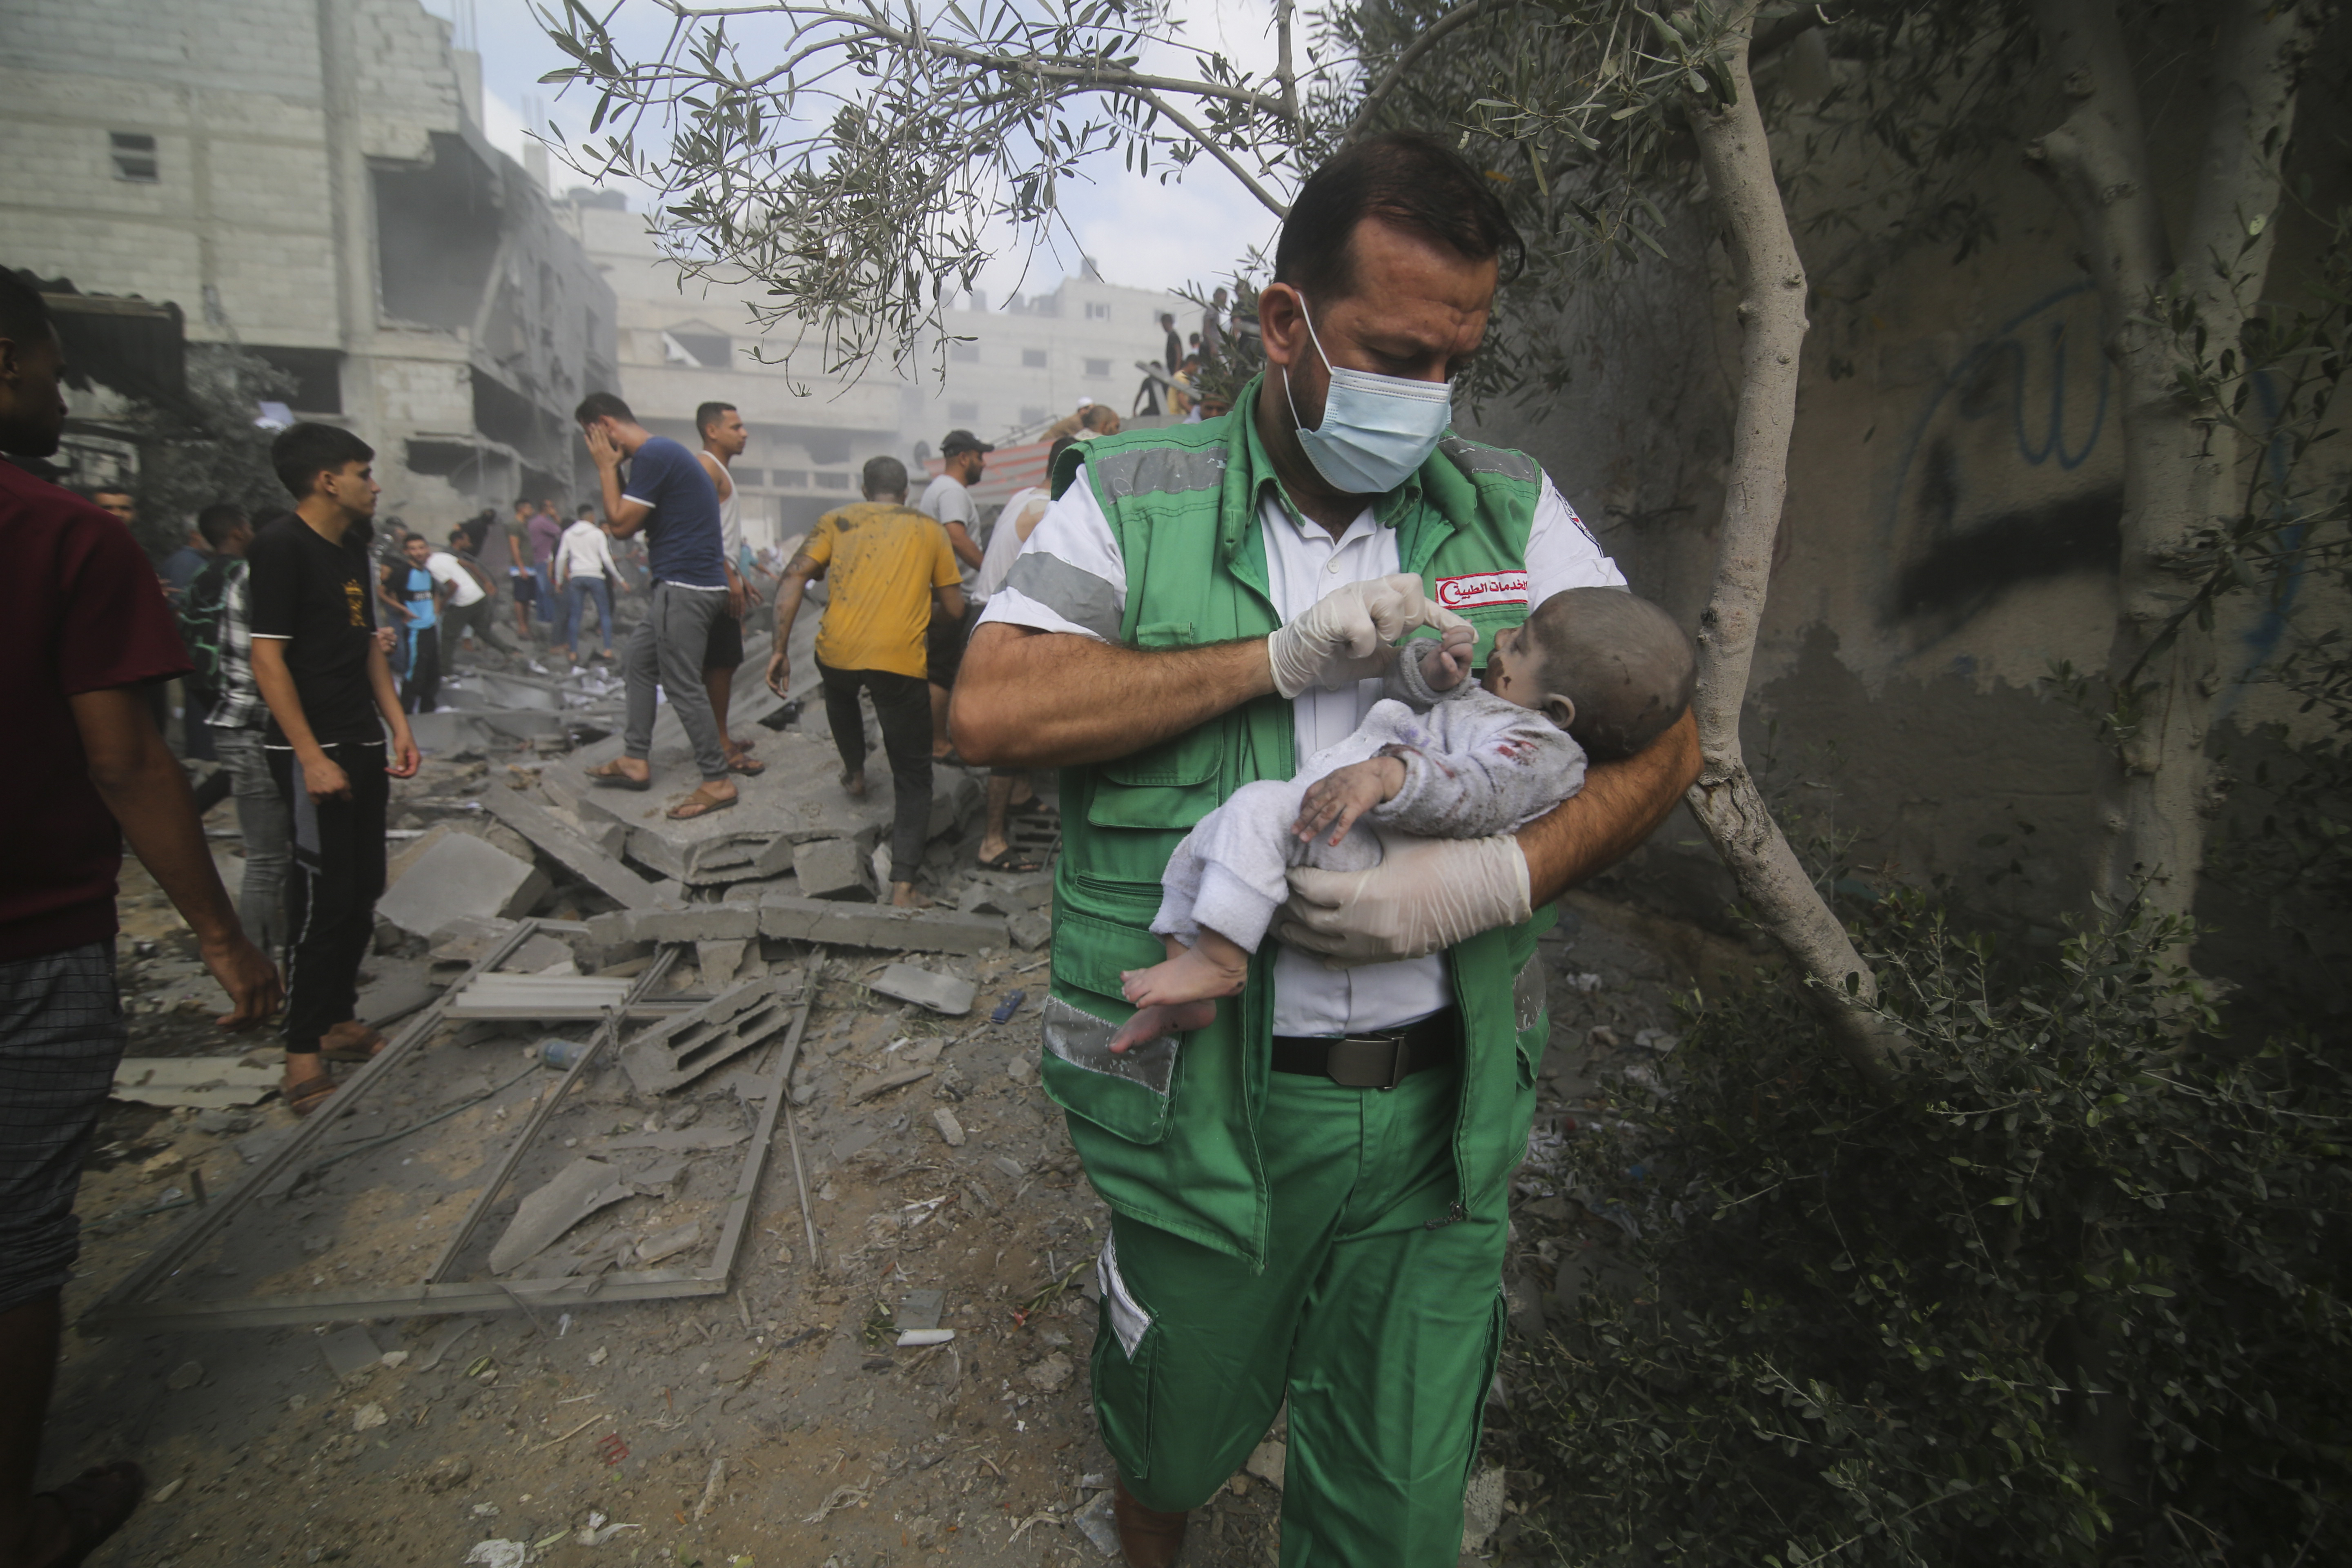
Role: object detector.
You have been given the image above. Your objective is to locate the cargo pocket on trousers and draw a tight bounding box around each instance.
[1089,1229,1161,1483]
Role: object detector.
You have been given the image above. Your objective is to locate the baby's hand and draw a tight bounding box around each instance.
[1418,625,1477,691]
[1295,757,1407,847]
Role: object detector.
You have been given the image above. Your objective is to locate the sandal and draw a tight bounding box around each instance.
[587,760,652,791]
[284,1074,337,1117]
[724,751,767,776]
[31,1460,144,1568]
[1010,794,1058,821]
[318,1021,385,1062]
[976,846,1046,873]
[667,790,739,822]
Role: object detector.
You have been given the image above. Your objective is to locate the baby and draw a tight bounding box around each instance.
[1111,587,1696,1051]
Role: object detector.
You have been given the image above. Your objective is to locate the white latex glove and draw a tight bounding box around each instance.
[1265,573,1472,699]
[1276,830,1533,967]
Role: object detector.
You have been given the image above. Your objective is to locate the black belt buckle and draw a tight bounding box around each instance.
[1326,1031,1412,1090]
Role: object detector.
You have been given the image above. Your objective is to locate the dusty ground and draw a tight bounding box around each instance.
[52,779,1757,1568]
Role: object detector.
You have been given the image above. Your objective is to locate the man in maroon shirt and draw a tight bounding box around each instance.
[0,272,280,1568]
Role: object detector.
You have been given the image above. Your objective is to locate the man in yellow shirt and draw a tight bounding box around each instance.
[765,456,963,907]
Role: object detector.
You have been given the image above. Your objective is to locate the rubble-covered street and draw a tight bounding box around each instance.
[52,621,1760,1568]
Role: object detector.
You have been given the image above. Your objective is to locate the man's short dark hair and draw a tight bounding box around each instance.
[90,484,133,501]
[695,401,738,437]
[575,391,634,425]
[1273,131,1523,301]
[862,455,909,499]
[270,421,374,499]
[0,269,54,349]
[196,502,247,547]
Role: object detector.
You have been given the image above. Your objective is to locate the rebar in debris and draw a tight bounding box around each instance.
[781,949,827,1273]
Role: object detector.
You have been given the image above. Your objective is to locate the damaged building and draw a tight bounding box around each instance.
[0,0,616,513]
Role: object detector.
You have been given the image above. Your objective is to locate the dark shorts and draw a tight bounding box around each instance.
[703,606,744,673]
[512,572,536,606]
[926,601,980,688]
[0,941,125,1315]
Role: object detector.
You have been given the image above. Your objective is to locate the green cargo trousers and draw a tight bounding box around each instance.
[1087,1059,1509,1567]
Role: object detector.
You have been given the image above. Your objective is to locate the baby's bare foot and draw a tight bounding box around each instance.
[1108,1000,1218,1054]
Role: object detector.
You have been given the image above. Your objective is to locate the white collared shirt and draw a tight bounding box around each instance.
[978,461,1624,1035]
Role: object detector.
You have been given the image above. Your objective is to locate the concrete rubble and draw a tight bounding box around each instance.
[60,595,1745,1568]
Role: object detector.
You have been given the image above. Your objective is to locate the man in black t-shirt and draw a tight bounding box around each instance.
[247,423,421,1116]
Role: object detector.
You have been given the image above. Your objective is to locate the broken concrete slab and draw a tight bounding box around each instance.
[757,894,1005,956]
[930,1107,967,1147]
[428,915,521,965]
[405,710,499,755]
[318,1327,382,1381]
[794,837,875,902]
[496,933,577,974]
[488,1157,632,1275]
[635,1222,702,1266]
[1007,909,1053,951]
[376,834,552,939]
[695,939,750,988]
[111,1058,278,1109]
[1246,1438,1287,1489]
[869,963,977,1016]
[588,905,759,946]
[357,975,442,1029]
[849,1065,933,1103]
[481,784,670,911]
[619,980,802,1096]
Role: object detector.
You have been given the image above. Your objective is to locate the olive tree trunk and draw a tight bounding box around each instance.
[2026,0,2325,919]
[1681,12,1904,1091]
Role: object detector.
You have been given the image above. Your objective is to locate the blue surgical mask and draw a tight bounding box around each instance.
[1281,301,1454,494]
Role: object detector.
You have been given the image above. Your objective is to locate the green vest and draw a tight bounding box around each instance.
[1040,376,1557,1266]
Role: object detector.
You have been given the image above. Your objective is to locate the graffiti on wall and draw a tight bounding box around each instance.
[1883,283,2120,643]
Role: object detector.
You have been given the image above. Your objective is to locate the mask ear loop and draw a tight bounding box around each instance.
[1279,296,1332,436]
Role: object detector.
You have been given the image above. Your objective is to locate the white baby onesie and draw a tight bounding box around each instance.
[1150,656,1589,952]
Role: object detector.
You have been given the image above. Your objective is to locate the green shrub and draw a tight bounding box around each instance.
[1506,891,2352,1566]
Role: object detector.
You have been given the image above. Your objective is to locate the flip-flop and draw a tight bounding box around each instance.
[32,1460,144,1568]
[1010,795,1058,821]
[285,1075,337,1117]
[667,791,740,822]
[587,761,652,791]
[725,752,767,776]
[976,846,1046,873]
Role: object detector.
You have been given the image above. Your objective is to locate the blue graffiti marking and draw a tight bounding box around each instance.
[1884,281,2107,541]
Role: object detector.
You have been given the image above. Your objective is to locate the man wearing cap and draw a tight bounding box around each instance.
[917,429,989,761]
[951,133,1700,1566]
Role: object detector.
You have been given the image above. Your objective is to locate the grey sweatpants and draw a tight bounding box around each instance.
[622,580,730,781]
[213,727,291,958]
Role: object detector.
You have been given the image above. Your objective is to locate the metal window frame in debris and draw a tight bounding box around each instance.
[80,922,821,1333]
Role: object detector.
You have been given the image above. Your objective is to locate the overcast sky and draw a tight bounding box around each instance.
[421,0,1288,307]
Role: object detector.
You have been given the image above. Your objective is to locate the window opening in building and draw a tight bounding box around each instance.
[949,400,979,421]
[949,342,980,363]
[816,471,851,490]
[110,132,158,183]
[1021,348,1048,368]
[1083,358,1111,378]
[1085,302,1110,321]
[772,470,809,489]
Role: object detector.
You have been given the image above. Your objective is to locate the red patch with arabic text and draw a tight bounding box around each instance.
[1434,570,1531,612]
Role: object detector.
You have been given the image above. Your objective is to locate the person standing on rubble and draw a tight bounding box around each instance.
[385,532,446,715]
[502,497,538,643]
[917,428,990,764]
[694,401,764,777]
[201,507,295,960]
[765,455,963,908]
[0,270,280,1568]
[951,134,1701,1566]
[553,507,624,665]
[247,422,422,1116]
[574,392,738,822]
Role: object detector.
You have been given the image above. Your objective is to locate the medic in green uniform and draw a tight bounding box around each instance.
[953,134,1701,1567]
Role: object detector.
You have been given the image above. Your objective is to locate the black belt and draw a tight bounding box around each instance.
[1270,1011,1460,1089]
